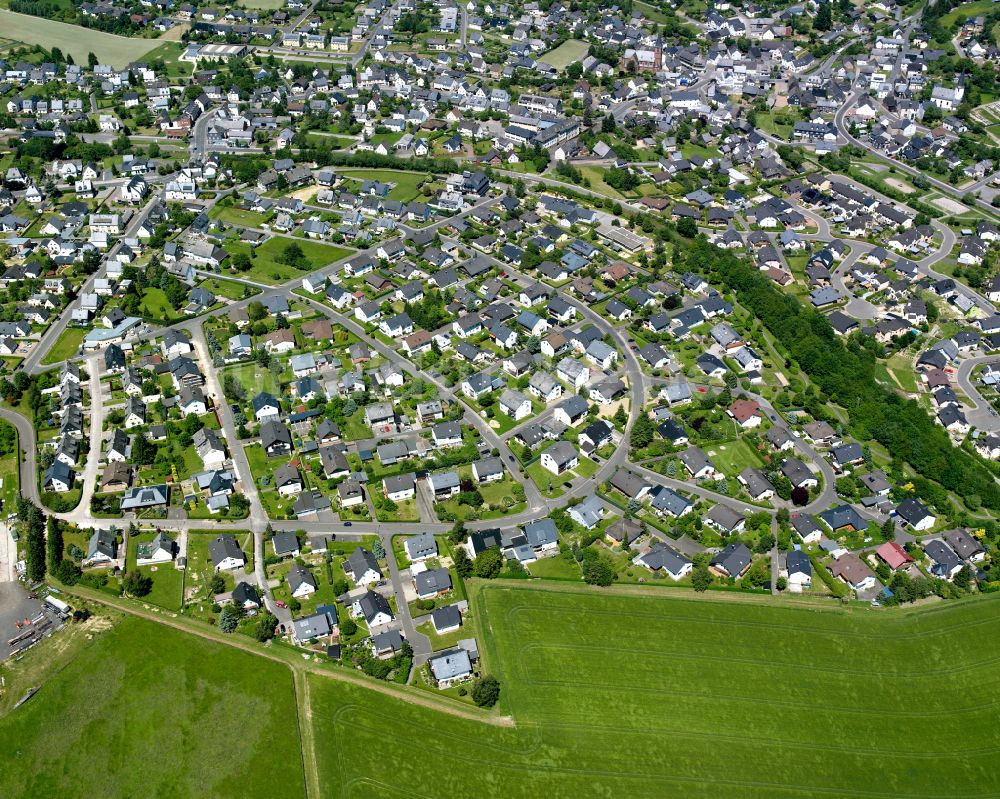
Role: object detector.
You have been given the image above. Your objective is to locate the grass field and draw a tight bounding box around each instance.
[706,437,762,478]
[139,286,181,321]
[577,165,625,198]
[141,40,192,76]
[199,276,259,300]
[227,237,352,285]
[310,583,1000,798]
[542,38,588,70]
[0,616,305,798]
[0,419,19,510]
[0,9,162,68]
[40,326,85,365]
[939,0,997,29]
[338,170,429,202]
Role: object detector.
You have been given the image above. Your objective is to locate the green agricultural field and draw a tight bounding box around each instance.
[311,583,1000,798]
[0,9,162,68]
[0,616,305,799]
[542,38,588,69]
[41,326,85,365]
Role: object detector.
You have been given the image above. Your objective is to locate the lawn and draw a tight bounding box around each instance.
[939,0,997,29]
[310,583,1000,798]
[227,237,352,285]
[209,204,271,228]
[199,276,259,301]
[141,40,192,76]
[0,616,305,798]
[0,9,163,68]
[525,457,596,498]
[127,529,184,610]
[705,437,763,478]
[338,169,429,202]
[0,420,18,511]
[577,165,625,198]
[41,326,85,365]
[371,484,420,522]
[542,38,588,70]
[185,529,255,603]
[139,286,181,322]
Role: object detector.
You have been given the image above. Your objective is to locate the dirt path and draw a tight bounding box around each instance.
[294,670,321,799]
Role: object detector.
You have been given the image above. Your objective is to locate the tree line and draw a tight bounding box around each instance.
[682,238,1000,512]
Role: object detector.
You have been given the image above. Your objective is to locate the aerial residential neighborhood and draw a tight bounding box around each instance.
[2,0,1000,794]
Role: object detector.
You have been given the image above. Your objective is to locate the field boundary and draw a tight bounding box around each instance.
[56,582,511,725]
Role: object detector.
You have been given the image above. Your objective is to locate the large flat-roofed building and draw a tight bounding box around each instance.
[182,43,250,62]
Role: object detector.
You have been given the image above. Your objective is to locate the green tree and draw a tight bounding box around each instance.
[279,242,306,268]
[448,520,468,544]
[46,514,63,572]
[613,405,628,428]
[19,499,46,582]
[340,617,358,636]
[122,570,153,597]
[53,559,82,585]
[954,565,971,590]
[471,675,501,707]
[473,547,503,579]
[253,612,278,642]
[814,1,832,31]
[372,538,386,560]
[582,557,615,586]
[454,547,474,578]
[691,564,713,592]
[630,413,655,449]
[218,604,239,633]
[676,217,698,238]
[209,572,226,594]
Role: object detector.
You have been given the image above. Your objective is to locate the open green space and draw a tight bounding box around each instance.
[577,165,625,198]
[0,419,18,510]
[139,286,181,322]
[939,0,997,29]
[126,529,184,610]
[338,170,429,202]
[311,583,1000,798]
[0,9,162,68]
[226,236,352,285]
[542,38,588,69]
[0,616,305,798]
[705,437,763,477]
[141,40,192,76]
[40,327,85,365]
[199,276,259,301]
[209,204,272,228]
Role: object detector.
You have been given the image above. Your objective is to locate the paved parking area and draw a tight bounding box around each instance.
[0,582,44,661]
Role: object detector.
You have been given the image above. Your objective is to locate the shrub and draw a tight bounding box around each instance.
[472,675,501,708]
